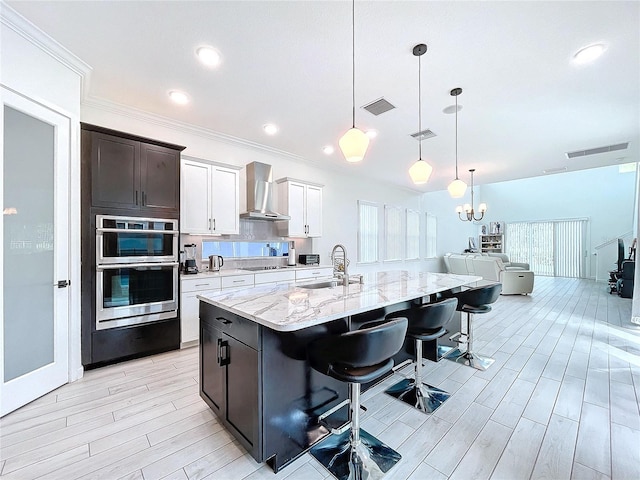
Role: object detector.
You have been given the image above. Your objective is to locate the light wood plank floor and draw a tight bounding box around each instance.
[2,277,639,480]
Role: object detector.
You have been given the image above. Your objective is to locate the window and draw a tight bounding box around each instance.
[425,213,437,258]
[505,219,587,277]
[406,209,420,260]
[358,201,379,263]
[384,205,403,261]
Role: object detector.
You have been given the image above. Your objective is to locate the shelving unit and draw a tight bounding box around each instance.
[480,234,504,253]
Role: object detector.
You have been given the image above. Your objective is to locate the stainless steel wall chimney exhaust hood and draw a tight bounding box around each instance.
[240,162,290,220]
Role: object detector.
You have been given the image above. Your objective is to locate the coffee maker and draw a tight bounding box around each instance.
[183,244,198,274]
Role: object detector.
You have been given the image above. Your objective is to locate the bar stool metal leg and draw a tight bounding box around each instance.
[443,312,495,371]
[310,382,402,480]
[384,339,450,413]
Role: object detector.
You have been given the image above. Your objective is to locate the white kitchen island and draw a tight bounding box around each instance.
[197,270,481,472]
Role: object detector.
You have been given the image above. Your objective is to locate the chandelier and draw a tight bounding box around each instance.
[456,169,487,221]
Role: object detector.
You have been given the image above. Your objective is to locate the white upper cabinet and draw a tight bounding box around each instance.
[276,178,323,238]
[181,157,241,235]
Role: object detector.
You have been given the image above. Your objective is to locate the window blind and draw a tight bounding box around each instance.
[384,205,403,261]
[406,209,420,260]
[358,201,379,263]
[425,213,437,258]
[505,219,586,277]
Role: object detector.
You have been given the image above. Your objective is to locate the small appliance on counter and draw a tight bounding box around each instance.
[287,241,296,266]
[183,243,199,274]
[209,255,224,272]
[298,253,320,265]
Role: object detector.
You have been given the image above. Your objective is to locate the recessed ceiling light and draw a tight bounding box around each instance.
[263,124,278,135]
[573,43,606,64]
[196,46,222,67]
[323,146,334,155]
[168,90,189,105]
[365,130,378,139]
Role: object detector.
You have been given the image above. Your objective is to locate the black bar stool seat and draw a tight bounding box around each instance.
[384,298,458,414]
[443,283,502,371]
[308,317,408,480]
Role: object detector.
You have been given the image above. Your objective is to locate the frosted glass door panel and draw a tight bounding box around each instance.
[2,89,69,417]
[3,106,55,381]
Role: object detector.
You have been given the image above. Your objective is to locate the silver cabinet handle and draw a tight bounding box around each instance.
[213,218,216,230]
[233,279,245,283]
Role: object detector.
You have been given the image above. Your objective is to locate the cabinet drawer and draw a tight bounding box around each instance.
[254,270,296,285]
[221,274,255,289]
[182,277,222,292]
[295,267,333,281]
[200,303,260,350]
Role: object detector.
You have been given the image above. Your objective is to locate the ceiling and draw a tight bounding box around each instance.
[7,1,640,192]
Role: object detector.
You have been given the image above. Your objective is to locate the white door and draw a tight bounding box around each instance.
[181,160,211,234]
[1,89,70,417]
[305,185,323,237]
[211,166,239,235]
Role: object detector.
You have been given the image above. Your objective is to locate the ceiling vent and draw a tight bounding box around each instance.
[565,142,629,159]
[543,166,568,174]
[362,98,396,116]
[410,129,436,141]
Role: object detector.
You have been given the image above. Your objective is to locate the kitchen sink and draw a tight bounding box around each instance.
[298,280,339,289]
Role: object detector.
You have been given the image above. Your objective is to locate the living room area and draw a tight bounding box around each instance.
[426,163,636,294]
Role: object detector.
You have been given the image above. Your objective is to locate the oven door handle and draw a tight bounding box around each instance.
[97,262,179,270]
[96,228,179,235]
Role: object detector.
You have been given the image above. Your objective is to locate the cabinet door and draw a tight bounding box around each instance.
[91,132,140,209]
[200,322,225,415]
[140,143,179,214]
[225,334,259,447]
[211,167,239,235]
[180,291,200,345]
[181,160,212,234]
[305,185,323,237]
[287,182,307,237]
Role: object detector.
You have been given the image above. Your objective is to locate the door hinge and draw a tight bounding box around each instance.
[55,280,70,288]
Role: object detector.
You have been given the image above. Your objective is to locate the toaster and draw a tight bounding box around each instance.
[298,254,320,265]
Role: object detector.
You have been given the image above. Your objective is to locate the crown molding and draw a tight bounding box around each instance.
[1,2,92,98]
[82,96,308,162]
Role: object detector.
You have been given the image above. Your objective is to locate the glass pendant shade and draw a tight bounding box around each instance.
[339,127,370,163]
[447,178,467,198]
[409,159,433,184]
[478,203,487,213]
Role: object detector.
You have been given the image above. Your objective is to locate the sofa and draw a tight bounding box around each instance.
[444,253,534,295]
[486,253,530,270]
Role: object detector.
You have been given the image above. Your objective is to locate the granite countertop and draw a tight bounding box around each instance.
[181,264,333,279]
[198,270,482,332]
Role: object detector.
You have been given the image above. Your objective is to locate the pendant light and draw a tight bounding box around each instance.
[447,87,467,198]
[408,43,433,185]
[338,0,369,163]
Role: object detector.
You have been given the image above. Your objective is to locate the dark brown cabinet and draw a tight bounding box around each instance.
[82,123,183,216]
[200,305,260,455]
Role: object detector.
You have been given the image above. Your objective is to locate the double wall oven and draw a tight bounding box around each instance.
[95,215,179,330]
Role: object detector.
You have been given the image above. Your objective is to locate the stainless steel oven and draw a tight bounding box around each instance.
[95,215,179,330]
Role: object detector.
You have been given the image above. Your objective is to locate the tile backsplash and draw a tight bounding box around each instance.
[181,218,312,270]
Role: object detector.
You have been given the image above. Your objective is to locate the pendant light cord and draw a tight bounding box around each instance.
[418,52,422,160]
[351,0,356,128]
[455,92,458,179]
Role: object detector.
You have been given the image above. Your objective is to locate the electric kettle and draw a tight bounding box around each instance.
[209,255,224,272]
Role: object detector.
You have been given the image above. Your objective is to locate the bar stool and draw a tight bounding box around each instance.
[384,297,458,413]
[443,283,502,371]
[307,317,408,480]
